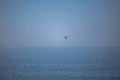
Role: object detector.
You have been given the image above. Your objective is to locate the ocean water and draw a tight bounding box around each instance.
[0,47,120,80]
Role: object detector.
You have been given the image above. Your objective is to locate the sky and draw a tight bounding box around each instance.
[0,0,120,48]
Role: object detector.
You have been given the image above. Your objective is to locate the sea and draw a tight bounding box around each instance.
[0,47,120,80]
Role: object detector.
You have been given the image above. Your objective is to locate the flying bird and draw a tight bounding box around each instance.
[64,35,68,40]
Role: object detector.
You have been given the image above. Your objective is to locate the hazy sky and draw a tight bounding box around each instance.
[0,0,120,48]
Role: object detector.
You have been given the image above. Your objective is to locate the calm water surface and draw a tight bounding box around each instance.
[0,47,120,80]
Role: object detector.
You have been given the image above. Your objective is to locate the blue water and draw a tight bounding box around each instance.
[0,47,120,80]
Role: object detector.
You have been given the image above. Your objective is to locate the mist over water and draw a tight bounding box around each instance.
[0,47,120,80]
[0,0,120,80]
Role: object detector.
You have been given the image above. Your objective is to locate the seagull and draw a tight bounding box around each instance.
[64,35,68,40]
